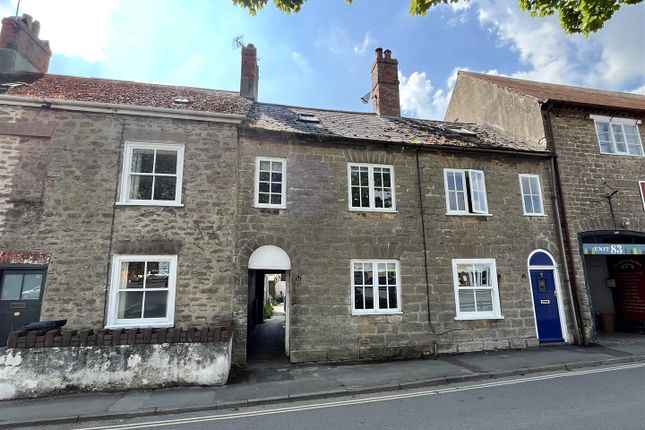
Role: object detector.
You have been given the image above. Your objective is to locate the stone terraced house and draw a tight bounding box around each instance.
[447,72,645,345]
[0,14,580,366]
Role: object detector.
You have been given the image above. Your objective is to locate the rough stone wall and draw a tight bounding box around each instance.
[548,108,645,342]
[0,105,238,330]
[418,152,569,354]
[236,133,569,363]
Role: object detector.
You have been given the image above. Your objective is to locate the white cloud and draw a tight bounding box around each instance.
[0,0,120,62]
[468,0,644,90]
[353,32,375,54]
[630,85,645,96]
[399,70,452,120]
[291,51,314,75]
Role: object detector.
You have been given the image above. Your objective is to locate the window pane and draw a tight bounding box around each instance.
[383,190,392,208]
[259,160,270,170]
[271,194,282,205]
[145,262,169,289]
[118,291,143,319]
[21,274,42,300]
[455,173,464,191]
[124,262,145,289]
[374,170,382,187]
[379,286,388,309]
[154,150,177,174]
[457,267,472,286]
[378,264,386,284]
[350,169,359,186]
[521,176,530,194]
[475,289,493,312]
[353,267,363,285]
[364,286,374,309]
[271,161,282,171]
[363,267,373,285]
[447,172,455,191]
[457,191,466,211]
[143,291,168,318]
[131,149,154,173]
[271,172,282,182]
[129,175,153,200]
[388,286,397,309]
[458,290,476,312]
[153,176,176,201]
[532,195,543,214]
[361,187,369,207]
[524,195,534,213]
[448,192,457,211]
[360,170,369,186]
[259,172,270,182]
[259,182,269,192]
[383,171,391,187]
[374,189,383,208]
[354,287,364,309]
[271,183,282,193]
[1,274,23,300]
[258,193,269,203]
[599,142,613,153]
[351,187,360,207]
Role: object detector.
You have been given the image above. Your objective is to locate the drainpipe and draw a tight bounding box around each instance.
[542,103,586,345]
[415,149,437,350]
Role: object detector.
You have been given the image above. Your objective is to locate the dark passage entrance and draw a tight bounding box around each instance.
[247,270,288,365]
[582,231,645,334]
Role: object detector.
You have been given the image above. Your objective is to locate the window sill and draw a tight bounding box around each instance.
[105,321,174,329]
[598,151,643,157]
[352,310,403,316]
[116,202,184,207]
[523,213,547,217]
[446,212,493,217]
[454,315,504,321]
[254,204,287,210]
[348,208,398,213]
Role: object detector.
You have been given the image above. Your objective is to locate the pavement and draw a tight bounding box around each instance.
[1,330,644,429]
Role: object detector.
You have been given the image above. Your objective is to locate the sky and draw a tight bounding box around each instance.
[0,0,643,120]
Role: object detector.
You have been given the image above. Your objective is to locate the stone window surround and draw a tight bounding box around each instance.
[350,259,402,315]
[254,156,287,209]
[519,174,546,216]
[452,258,504,321]
[117,141,185,207]
[590,114,644,157]
[443,168,491,216]
[346,163,397,212]
[106,254,178,329]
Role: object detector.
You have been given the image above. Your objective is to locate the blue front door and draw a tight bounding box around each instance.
[530,269,563,342]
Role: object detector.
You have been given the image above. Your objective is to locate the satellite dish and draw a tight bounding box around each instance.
[360,91,372,104]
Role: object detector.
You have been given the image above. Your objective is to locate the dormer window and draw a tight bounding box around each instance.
[591,115,643,156]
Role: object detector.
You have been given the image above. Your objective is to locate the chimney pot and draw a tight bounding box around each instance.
[370,48,400,117]
[31,20,40,38]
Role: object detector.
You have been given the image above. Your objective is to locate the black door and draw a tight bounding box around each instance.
[0,267,46,346]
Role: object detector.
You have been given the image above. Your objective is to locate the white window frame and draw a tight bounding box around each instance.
[106,254,178,329]
[118,141,185,206]
[254,157,287,209]
[519,174,545,216]
[452,258,503,320]
[443,169,491,216]
[350,259,402,315]
[347,163,397,212]
[590,115,644,157]
[640,181,645,212]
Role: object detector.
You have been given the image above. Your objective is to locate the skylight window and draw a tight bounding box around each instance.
[297,113,320,123]
[173,98,190,105]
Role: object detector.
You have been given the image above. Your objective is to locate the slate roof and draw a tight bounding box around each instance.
[461,71,645,113]
[244,102,547,153]
[0,74,252,116]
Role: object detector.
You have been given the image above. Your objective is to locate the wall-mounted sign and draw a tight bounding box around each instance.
[583,244,645,255]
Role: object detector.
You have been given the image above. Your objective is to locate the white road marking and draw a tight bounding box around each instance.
[75,362,645,430]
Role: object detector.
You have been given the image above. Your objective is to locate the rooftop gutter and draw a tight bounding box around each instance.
[0,94,246,124]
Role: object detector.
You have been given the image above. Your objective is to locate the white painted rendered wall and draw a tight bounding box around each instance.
[0,338,232,400]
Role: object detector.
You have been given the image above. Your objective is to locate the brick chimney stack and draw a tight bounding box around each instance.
[240,43,258,101]
[370,48,400,117]
[0,14,51,75]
